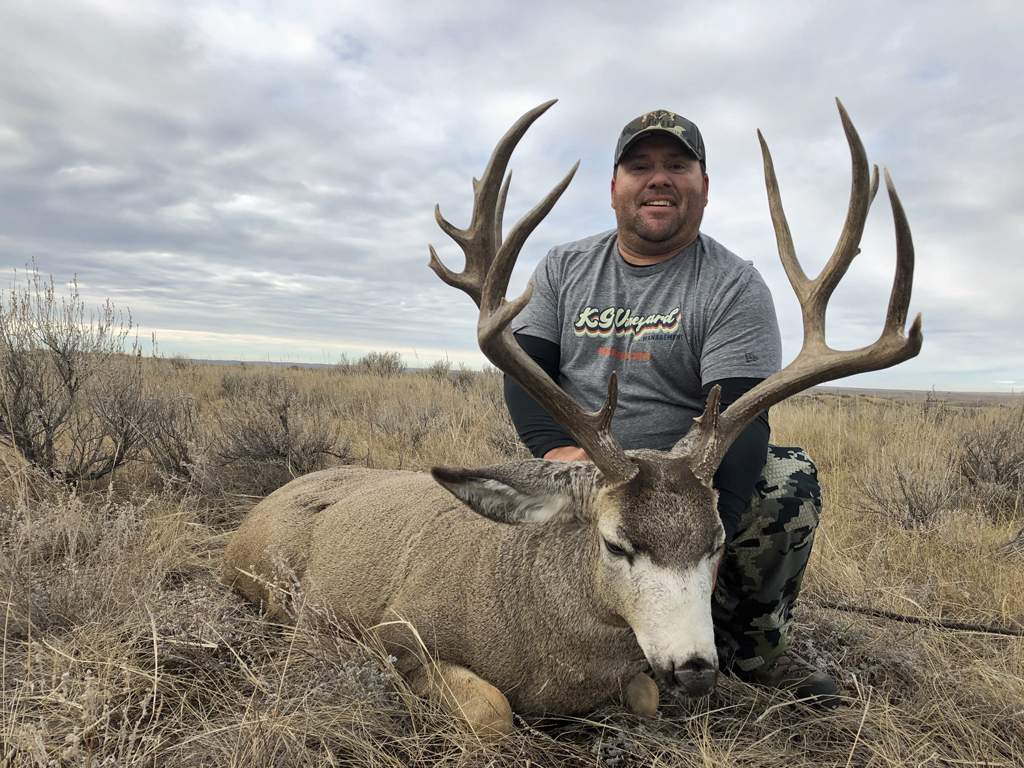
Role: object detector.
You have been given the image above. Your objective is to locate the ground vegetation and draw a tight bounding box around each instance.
[1,341,1022,765]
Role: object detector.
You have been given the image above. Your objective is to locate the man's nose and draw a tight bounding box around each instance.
[647,166,673,186]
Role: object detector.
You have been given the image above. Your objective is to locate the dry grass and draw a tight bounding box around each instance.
[2,366,1022,767]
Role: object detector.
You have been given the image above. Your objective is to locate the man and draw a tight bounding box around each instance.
[504,109,840,708]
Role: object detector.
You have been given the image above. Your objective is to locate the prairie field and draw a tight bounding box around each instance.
[1,354,1023,767]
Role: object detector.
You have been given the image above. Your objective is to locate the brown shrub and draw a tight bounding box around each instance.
[955,404,1024,519]
[422,358,477,390]
[0,267,146,483]
[858,460,958,530]
[358,350,406,377]
[212,369,351,496]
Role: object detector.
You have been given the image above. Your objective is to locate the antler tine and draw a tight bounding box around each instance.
[429,100,558,307]
[671,385,723,485]
[494,170,511,252]
[679,102,923,479]
[813,99,876,306]
[758,128,808,301]
[430,101,638,484]
[883,167,919,339]
[480,160,579,325]
[760,99,879,354]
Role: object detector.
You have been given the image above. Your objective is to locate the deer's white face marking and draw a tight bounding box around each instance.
[619,554,719,682]
[595,467,724,693]
[598,518,720,675]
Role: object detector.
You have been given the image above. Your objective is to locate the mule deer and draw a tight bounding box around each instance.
[222,99,922,739]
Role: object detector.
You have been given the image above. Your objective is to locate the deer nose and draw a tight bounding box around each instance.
[673,657,718,697]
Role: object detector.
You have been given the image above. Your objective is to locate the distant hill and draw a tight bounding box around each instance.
[806,386,1020,407]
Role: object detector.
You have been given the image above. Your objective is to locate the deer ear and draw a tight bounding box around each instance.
[431,463,592,525]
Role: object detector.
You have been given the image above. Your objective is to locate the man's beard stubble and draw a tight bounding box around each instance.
[617,211,687,256]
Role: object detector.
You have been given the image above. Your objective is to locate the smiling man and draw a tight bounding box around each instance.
[506,110,841,709]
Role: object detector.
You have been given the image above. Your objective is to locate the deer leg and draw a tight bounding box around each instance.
[623,672,659,717]
[408,661,514,741]
[367,618,512,740]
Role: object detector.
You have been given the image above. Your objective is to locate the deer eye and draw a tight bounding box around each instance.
[603,538,628,557]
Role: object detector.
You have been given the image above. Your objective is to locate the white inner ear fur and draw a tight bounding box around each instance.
[458,479,572,524]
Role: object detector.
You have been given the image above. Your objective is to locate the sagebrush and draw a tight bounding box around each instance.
[0,267,144,483]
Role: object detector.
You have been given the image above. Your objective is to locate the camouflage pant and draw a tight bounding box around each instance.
[712,445,821,672]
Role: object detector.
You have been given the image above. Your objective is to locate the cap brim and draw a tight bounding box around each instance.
[616,127,702,165]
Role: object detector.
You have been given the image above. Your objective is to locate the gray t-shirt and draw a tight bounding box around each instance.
[511,230,782,451]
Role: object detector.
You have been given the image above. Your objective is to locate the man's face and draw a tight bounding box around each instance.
[611,134,709,259]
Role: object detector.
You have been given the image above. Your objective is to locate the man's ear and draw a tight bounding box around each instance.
[431,461,599,525]
[610,176,617,209]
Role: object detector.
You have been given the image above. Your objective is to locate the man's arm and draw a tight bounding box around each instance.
[503,333,580,459]
[504,333,769,543]
[703,377,770,544]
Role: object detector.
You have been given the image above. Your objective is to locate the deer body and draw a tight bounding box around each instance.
[223,456,722,723]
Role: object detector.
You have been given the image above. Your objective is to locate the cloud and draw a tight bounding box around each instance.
[0,0,1021,391]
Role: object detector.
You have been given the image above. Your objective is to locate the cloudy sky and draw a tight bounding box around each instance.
[0,1,1020,392]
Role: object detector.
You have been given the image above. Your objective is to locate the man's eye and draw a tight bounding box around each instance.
[603,539,628,557]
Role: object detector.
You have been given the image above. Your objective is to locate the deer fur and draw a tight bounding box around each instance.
[222,452,724,739]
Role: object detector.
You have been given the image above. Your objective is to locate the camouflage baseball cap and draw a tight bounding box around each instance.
[614,109,706,168]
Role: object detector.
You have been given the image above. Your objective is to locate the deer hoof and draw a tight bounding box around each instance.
[413,662,514,742]
[625,672,659,717]
[459,685,514,742]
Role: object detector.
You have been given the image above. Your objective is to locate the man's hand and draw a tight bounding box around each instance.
[544,446,591,462]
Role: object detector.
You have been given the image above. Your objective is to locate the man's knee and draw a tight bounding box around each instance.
[757,445,821,529]
[733,446,821,544]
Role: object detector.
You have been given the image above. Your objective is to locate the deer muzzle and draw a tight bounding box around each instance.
[668,657,718,696]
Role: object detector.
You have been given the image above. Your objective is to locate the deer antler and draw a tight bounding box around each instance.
[679,98,923,475]
[429,101,638,484]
